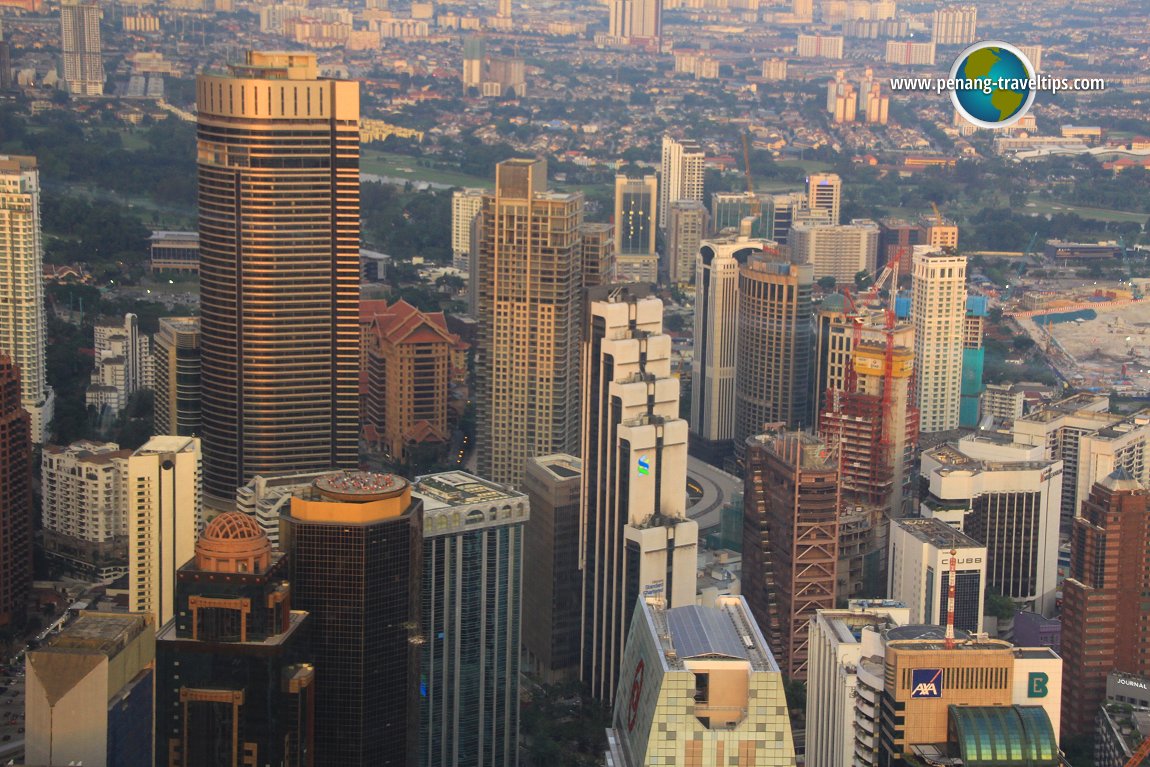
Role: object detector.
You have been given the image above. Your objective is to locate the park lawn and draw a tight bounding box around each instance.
[1023,197,1147,224]
[361,149,492,189]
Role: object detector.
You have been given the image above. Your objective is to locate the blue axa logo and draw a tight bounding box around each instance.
[911,668,943,698]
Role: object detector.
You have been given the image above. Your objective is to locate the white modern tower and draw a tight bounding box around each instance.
[912,247,967,433]
[580,287,698,704]
[60,0,104,96]
[0,156,53,443]
[659,135,704,229]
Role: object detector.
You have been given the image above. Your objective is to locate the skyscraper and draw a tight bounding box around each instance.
[742,430,839,680]
[285,471,423,767]
[580,289,698,702]
[666,199,707,284]
[887,517,986,634]
[613,173,658,282]
[932,5,977,45]
[197,52,360,508]
[414,471,527,767]
[59,0,104,96]
[789,219,879,285]
[522,454,583,683]
[0,156,53,443]
[450,188,484,272]
[607,0,663,46]
[155,513,314,767]
[807,172,842,225]
[152,317,201,437]
[0,355,30,628]
[124,435,201,627]
[1060,470,1150,737]
[475,158,582,488]
[734,251,814,461]
[659,135,704,229]
[912,247,967,433]
[691,236,761,456]
[579,222,616,288]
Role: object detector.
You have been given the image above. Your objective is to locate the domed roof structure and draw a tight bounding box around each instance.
[196,511,272,574]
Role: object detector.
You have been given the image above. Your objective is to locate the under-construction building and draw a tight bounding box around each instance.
[742,430,839,680]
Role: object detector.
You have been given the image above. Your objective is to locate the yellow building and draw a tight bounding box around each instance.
[605,596,796,766]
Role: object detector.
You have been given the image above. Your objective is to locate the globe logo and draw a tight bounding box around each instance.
[949,41,1037,129]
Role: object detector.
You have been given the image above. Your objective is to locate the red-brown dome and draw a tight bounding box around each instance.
[196,512,272,574]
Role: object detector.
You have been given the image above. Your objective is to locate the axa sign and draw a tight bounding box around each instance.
[911,668,943,699]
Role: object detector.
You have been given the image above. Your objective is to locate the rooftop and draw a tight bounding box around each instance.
[531,453,582,481]
[925,442,1052,474]
[645,595,780,674]
[134,435,198,455]
[413,471,523,511]
[894,517,983,550]
[38,612,150,658]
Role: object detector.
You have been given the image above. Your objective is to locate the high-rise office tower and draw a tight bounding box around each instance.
[932,5,977,45]
[666,199,707,284]
[613,173,658,282]
[59,0,104,96]
[743,430,839,680]
[770,191,808,245]
[0,156,52,443]
[414,471,527,767]
[807,172,842,225]
[580,289,698,702]
[522,454,583,683]
[25,613,155,767]
[475,158,582,489]
[918,436,1062,617]
[285,471,423,767]
[659,135,704,229]
[1061,470,1150,737]
[579,222,616,287]
[733,251,814,461]
[197,52,359,508]
[124,435,201,627]
[152,317,201,437]
[451,188,484,272]
[887,517,986,633]
[789,219,879,285]
[0,355,29,628]
[155,513,314,767]
[691,236,762,457]
[912,247,967,433]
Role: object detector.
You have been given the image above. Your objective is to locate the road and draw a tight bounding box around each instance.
[685,456,742,531]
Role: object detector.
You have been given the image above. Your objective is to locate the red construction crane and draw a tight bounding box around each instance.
[1124,734,1150,767]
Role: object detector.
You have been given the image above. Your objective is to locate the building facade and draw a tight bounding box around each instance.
[789,219,879,285]
[605,596,796,766]
[666,199,707,284]
[580,290,698,702]
[155,513,314,767]
[475,158,582,489]
[734,252,814,460]
[912,248,967,433]
[285,471,423,767]
[451,188,484,273]
[60,0,104,95]
[918,436,1062,616]
[807,172,842,225]
[659,135,704,229]
[197,52,360,507]
[613,173,658,282]
[932,5,977,45]
[41,441,131,582]
[887,517,986,634]
[1060,470,1150,737]
[414,471,527,767]
[125,436,202,626]
[87,313,153,417]
[152,317,201,437]
[25,613,156,767]
[0,155,53,443]
[0,354,29,628]
[522,454,583,683]
[743,431,839,679]
[579,222,616,287]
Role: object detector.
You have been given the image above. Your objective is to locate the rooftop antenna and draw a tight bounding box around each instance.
[944,548,957,650]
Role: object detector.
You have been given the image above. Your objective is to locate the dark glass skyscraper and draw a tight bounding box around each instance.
[196,52,359,507]
[0,354,30,628]
[286,471,423,767]
[155,512,314,767]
